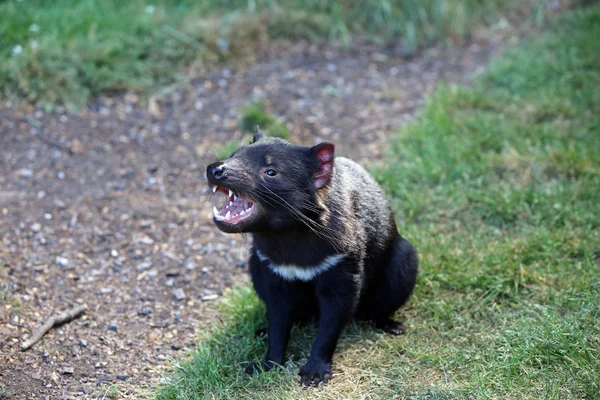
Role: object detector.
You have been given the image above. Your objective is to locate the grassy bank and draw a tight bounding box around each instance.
[156,5,600,399]
[0,0,542,108]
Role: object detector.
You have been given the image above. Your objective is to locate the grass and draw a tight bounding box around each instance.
[156,5,600,399]
[93,383,122,399]
[0,0,545,108]
[215,101,289,159]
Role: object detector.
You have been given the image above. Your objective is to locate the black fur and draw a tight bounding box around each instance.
[206,133,418,386]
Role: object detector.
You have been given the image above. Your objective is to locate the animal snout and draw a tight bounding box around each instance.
[207,162,226,181]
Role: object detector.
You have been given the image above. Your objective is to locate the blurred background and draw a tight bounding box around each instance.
[1,0,554,107]
[2,1,598,399]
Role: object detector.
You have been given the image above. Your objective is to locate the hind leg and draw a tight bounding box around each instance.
[361,236,418,334]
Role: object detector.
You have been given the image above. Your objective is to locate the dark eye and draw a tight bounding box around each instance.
[265,169,277,177]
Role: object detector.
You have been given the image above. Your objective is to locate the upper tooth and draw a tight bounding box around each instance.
[229,201,233,207]
[234,194,238,201]
[225,211,231,220]
[212,186,217,193]
[213,206,219,216]
[228,190,233,197]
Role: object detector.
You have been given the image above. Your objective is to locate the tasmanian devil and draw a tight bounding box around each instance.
[206,129,418,386]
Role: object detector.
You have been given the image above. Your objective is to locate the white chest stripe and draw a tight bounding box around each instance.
[255,250,345,281]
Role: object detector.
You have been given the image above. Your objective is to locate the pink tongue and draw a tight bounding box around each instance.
[220,197,250,215]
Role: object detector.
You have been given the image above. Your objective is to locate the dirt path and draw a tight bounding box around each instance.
[1,36,500,398]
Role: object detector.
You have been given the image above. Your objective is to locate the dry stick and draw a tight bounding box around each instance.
[20,304,87,351]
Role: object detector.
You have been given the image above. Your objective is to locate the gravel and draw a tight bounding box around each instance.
[0,33,507,398]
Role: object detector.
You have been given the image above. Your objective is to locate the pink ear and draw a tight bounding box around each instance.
[311,143,335,189]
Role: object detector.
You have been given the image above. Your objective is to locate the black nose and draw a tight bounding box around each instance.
[207,162,226,181]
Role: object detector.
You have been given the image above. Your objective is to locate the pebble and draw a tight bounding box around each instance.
[172,288,186,301]
[62,367,75,375]
[17,168,33,178]
[165,278,174,287]
[116,374,129,381]
[56,257,69,268]
[54,199,66,209]
[79,339,88,348]
[139,306,152,316]
[31,222,41,232]
[99,287,113,294]
[107,321,118,332]
[235,260,245,269]
[201,294,219,301]
[139,236,154,245]
[184,258,196,270]
[136,261,151,271]
[157,354,167,362]
[165,268,180,277]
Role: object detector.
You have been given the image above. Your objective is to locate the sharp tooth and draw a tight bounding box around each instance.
[234,194,238,201]
[240,210,245,215]
[213,206,219,216]
[228,190,233,197]
[212,186,217,193]
[228,201,232,207]
[225,211,231,219]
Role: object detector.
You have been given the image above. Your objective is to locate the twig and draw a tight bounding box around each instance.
[20,304,87,351]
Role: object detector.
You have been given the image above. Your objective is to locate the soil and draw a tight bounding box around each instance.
[0,32,504,399]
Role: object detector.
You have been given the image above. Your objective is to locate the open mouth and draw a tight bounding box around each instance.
[211,185,255,225]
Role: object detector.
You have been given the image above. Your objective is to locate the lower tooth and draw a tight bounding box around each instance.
[240,210,245,215]
[225,211,231,220]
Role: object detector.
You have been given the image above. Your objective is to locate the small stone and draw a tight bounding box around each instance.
[235,260,245,269]
[172,288,186,301]
[17,168,33,178]
[110,249,118,257]
[136,261,151,271]
[165,268,180,277]
[62,367,74,375]
[140,219,153,228]
[201,294,219,301]
[139,306,152,316]
[139,236,154,245]
[82,386,92,395]
[99,287,113,295]
[184,258,196,270]
[116,374,129,381]
[171,342,182,350]
[54,199,66,209]
[107,321,117,332]
[31,222,42,232]
[165,279,174,287]
[79,339,88,348]
[157,354,167,362]
[56,257,69,268]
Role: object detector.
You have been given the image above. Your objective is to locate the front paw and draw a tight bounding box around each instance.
[298,359,332,387]
[245,359,278,375]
